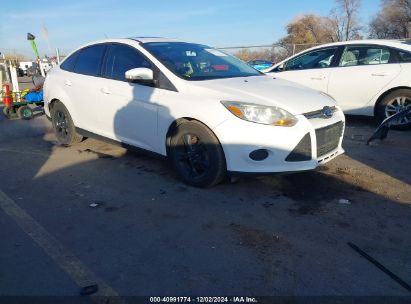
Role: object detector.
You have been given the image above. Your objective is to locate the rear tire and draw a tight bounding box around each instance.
[168,120,226,187]
[3,106,13,118]
[51,102,83,146]
[17,106,33,120]
[376,89,411,130]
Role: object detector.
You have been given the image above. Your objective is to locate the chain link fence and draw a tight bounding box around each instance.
[218,43,322,63]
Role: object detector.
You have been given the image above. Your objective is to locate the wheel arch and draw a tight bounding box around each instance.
[49,98,60,111]
[48,98,79,126]
[165,117,225,158]
[374,86,411,116]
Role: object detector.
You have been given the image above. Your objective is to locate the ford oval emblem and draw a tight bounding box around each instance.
[322,106,333,119]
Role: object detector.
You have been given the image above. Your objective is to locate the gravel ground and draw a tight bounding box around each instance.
[0,101,410,298]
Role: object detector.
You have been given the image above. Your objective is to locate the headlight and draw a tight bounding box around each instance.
[221,101,298,127]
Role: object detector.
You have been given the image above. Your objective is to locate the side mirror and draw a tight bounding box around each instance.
[125,68,154,83]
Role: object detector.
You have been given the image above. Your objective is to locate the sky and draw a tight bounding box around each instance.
[0,0,381,58]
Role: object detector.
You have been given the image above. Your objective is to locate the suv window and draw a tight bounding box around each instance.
[104,44,151,81]
[60,50,80,72]
[285,48,338,71]
[398,50,411,63]
[74,44,106,76]
[340,46,391,67]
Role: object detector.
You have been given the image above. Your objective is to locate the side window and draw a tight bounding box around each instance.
[60,50,80,72]
[340,46,391,67]
[285,48,338,71]
[74,44,106,76]
[104,44,151,81]
[398,51,411,63]
[340,48,360,66]
[364,48,390,64]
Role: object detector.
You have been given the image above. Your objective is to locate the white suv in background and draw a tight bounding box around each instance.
[44,37,345,187]
[264,40,411,129]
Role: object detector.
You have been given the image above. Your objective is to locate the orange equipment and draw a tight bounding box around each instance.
[2,84,12,107]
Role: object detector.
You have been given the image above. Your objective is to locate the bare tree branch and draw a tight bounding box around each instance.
[369,0,411,39]
[330,0,363,41]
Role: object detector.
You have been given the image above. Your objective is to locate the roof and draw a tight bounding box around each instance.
[128,37,181,43]
[309,39,411,51]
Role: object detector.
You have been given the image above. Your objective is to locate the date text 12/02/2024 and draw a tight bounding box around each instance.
[149,297,258,303]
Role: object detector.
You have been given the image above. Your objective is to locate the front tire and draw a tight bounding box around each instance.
[376,89,411,130]
[51,102,83,146]
[168,120,226,187]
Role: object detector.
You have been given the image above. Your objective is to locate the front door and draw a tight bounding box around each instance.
[97,44,159,152]
[273,47,339,92]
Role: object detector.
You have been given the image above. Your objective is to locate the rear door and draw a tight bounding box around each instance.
[273,47,339,92]
[67,44,108,132]
[327,45,401,114]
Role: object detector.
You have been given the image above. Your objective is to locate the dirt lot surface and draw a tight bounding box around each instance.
[0,101,410,298]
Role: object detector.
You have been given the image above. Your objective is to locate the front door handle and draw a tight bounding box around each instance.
[64,80,72,87]
[100,88,112,95]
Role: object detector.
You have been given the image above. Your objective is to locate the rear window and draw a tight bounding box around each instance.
[340,46,391,66]
[73,44,107,76]
[60,50,80,72]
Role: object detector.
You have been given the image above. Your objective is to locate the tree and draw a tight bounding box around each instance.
[279,14,336,45]
[274,0,364,59]
[277,14,336,56]
[369,0,411,39]
[329,0,363,41]
[276,0,363,53]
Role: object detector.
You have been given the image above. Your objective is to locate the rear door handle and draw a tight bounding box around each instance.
[311,76,325,80]
[371,73,387,77]
[100,88,112,95]
[64,80,72,86]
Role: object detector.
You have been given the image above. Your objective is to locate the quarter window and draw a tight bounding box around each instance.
[398,51,411,63]
[74,44,106,76]
[60,50,80,72]
[285,48,338,71]
[104,44,151,81]
[340,46,391,67]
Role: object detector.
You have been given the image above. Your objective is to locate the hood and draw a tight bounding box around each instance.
[189,75,335,115]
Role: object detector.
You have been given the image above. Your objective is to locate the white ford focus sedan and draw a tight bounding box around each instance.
[264,40,411,129]
[44,37,345,187]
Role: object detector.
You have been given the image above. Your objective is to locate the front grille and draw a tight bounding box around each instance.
[316,121,344,157]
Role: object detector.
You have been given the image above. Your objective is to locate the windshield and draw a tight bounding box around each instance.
[143,42,262,81]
